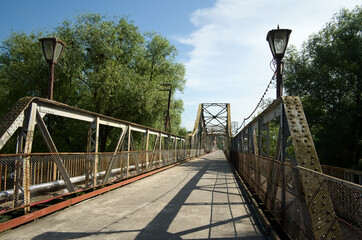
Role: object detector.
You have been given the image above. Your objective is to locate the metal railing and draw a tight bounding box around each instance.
[0,148,204,212]
[321,165,362,185]
[229,151,362,240]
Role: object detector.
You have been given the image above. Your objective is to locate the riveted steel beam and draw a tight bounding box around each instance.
[282,96,341,239]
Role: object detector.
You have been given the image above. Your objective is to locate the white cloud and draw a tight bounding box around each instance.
[178,0,361,131]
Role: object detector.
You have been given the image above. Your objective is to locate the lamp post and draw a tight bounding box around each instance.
[266,26,291,98]
[160,84,172,133]
[39,37,66,100]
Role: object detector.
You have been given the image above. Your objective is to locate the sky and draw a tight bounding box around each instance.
[0,0,360,132]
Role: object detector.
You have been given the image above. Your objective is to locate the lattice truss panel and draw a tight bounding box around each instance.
[189,103,232,152]
[229,96,361,240]
[0,97,187,212]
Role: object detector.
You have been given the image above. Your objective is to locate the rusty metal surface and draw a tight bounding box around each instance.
[229,96,359,239]
[282,96,342,239]
[0,149,203,214]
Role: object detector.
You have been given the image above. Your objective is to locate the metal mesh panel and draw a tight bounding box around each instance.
[0,148,204,213]
[229,151,362,240]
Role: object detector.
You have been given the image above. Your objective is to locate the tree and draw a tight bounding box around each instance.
[0,13,187,153]
[284,6,362,169]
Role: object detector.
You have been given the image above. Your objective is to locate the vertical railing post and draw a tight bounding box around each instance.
[145,130,149,169]
[22,103,37,213]
[127,126,131,177]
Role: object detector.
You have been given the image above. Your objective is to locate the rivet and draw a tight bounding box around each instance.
[315,168,319,171]
[313,201,317,206]
[302,161,306,165]
[311,156,315,159]
[300,118,303,121]
[308,150,311,153]
[313,209,317,213]
[311,162,314,165]
[326,210,331,215]
[296,139,300,142]
[304,139,308,142]
[327,219,331,222]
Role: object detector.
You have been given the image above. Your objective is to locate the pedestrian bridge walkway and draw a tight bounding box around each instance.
[0,151,266,240]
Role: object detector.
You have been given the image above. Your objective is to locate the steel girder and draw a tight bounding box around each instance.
[0,97,185,212]
[229,96,342,239]
[189,103,231,152]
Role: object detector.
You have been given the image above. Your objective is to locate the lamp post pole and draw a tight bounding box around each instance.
[276,57,282,98]
[160,84,172,133]
[48,61,55,100]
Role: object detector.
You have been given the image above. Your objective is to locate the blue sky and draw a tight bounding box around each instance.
[1,0,360,131]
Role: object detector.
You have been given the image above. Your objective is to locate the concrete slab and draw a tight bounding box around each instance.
[0,150,266,240]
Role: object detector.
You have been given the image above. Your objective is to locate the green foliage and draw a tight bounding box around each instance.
[284,6,362,169]
[0,13,186,153]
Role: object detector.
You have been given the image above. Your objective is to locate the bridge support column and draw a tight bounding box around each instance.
[87,117,99,187]
[22,103,37,213]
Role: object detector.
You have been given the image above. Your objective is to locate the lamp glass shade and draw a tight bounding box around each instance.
[266,28,291,59]
[53,42,65,62]
[39,37,66,63]
[42,39,55,62]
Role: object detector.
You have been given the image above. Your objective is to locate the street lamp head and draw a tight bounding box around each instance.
[39,37,66,64]
[266,26,291,59]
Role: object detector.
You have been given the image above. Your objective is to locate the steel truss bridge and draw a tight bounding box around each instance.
[0,96,360,239]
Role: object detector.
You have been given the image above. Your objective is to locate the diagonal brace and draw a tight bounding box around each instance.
[36,111,75,192]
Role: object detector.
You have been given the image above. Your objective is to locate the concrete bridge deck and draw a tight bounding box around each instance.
[0,150,266,240]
